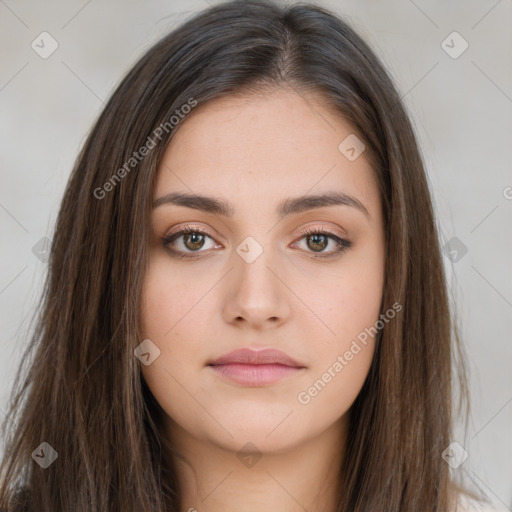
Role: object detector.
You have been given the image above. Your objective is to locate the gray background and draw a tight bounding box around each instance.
[0,0,511,509]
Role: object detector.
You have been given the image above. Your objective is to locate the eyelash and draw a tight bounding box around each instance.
[161,225,352,260]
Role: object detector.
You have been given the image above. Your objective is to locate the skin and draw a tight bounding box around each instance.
[139,87,386,512]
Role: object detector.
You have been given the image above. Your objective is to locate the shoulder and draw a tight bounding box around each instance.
[456,494,508,512]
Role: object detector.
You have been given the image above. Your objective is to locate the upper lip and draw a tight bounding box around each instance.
[208,348,305,368]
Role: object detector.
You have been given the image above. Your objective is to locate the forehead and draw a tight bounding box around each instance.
[155,88,379,213]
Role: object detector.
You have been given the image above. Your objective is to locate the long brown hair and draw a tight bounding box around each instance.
[0,1,477,510]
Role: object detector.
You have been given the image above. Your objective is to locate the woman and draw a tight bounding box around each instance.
[0,0,481,510]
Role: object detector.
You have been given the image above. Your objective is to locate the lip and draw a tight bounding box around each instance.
[207,348,306,387]
[208,348,304,367]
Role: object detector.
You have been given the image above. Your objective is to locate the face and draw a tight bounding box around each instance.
[139,87,386,455]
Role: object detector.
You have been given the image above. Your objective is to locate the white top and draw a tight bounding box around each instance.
[457,495,510,511]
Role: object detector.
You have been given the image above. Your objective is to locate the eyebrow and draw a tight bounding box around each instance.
[152,190,369,219]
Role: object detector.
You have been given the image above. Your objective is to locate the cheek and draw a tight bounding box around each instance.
[294,341,375,434]
[138,256,205,390]
[293,247,384,416]
[139,253,216,339]
[293,278,382,425]
[138,258,211,427]
[294,244,385,349]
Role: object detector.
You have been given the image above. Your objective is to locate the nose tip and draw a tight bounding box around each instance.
[234,315,280,325]
[224,256,291,330]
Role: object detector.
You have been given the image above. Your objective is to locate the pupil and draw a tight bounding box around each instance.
[308,234,327,252]
[185,233,204,250]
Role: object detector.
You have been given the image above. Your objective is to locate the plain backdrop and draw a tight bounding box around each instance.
[0,0,511,509]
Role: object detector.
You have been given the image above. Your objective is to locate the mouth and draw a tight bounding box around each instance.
[209,363,305,386]
[207,348,306,387]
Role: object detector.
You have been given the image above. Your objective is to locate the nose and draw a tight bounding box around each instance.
[222,246,292,331]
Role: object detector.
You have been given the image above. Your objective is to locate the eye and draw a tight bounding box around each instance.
[161,225,352,259]
[292,226,352,259]
[162,226,221,258]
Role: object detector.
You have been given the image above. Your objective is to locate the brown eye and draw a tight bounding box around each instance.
[183,233,206,251]
[306,233,329,252]
[293,227,352,259]
[162,227,220,258]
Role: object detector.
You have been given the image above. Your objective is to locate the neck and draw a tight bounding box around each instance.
[164,417,347,512]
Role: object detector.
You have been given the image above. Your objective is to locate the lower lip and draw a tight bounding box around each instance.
[209,363,303,386]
